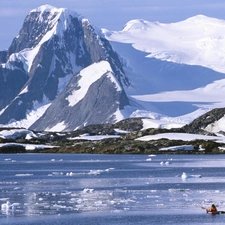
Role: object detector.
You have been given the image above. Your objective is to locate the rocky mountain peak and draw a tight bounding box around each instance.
[0,5,130,130]
[8,5,82,57]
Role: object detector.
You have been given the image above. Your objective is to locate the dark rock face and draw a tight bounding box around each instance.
[0,66,28,112]
[183,107,225,134]
[0,145,26,153]
[0,51,7,63]
[7,10,59,55]
[114,118,144,132]
[82,21,129,87]
[0,6,130,129]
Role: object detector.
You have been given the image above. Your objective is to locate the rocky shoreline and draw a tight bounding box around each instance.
[1,117,225,154]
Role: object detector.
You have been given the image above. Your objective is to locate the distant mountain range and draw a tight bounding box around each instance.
[1,5,225,134]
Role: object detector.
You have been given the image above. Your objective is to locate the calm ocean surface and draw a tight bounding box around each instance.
[0,153,225,224]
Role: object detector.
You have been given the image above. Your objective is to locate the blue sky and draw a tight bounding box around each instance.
[1,0,225,49]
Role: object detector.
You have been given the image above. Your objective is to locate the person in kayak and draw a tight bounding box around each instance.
[209,204,218,212]
[202,204,218,212]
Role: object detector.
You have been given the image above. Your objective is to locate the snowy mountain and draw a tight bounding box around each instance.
[0,5,129,131]
[1,5,225,132]
[102,16,225,131]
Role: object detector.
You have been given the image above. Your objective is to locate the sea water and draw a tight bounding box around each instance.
[0,154,225,225]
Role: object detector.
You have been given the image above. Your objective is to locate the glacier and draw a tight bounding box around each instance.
[102,15,225,129]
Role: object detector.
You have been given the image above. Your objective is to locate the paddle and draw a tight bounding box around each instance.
[201,206,210,213]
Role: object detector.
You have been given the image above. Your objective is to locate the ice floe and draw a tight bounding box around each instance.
[1,201,20,215]
[15,174,33,177]
[181,172,202,180]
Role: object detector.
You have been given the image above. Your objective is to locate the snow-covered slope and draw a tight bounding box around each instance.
[104,15,225,73]
[102,15,225,131]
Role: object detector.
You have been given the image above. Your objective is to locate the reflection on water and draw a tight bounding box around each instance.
[0,154,225,224]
